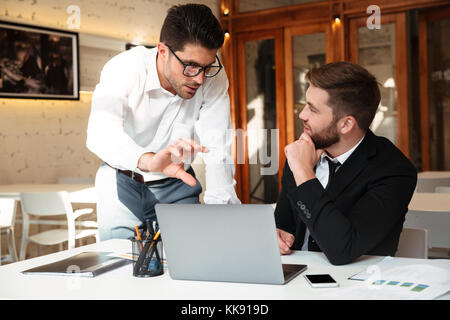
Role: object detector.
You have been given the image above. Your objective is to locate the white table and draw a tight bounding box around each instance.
[409,192,450,212]
[418,171,450,179]
[0,184,97,204]
[0,239,448,300]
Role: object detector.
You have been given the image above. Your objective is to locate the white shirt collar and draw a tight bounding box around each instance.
[144,47,164,93]
[320,135,365,165]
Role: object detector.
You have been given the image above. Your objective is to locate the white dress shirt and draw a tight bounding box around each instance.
[301,135,365,250]
[86,46,240,204]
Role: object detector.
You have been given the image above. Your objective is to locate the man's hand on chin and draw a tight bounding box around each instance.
[284,133,323,186]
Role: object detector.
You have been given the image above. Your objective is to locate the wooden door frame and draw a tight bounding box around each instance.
[236,29,286,203]
[349,12,410,158]
[284,23,332,144]
[419,5,450,171]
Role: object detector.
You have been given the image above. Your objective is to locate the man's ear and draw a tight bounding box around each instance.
[339,115,357,134]
[157,42,169,60]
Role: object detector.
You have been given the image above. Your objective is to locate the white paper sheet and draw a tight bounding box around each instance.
[343,256,450,299]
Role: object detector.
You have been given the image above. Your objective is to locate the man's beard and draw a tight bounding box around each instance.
[164,65,200,99]
[309,120,340,150]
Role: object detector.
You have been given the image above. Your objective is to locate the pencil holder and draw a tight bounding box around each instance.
[131,237,164,277]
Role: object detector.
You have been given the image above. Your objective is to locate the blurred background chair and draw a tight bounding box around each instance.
[396,227,428,259]
[0,198,19,265]
[435,186,450,193]
[416,176,450,193]
[19,191,99,260]
[404,209,450,259]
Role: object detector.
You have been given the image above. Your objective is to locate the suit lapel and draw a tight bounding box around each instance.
[326,130,377,198]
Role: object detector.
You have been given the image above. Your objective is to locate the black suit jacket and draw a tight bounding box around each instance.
[274,130,417,265]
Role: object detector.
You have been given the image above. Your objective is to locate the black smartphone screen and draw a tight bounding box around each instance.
[305,274,336,283]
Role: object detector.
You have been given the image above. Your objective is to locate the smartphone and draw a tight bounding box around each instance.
[304,274,339,288]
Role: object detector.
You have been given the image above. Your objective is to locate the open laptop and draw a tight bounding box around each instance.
[155,204,307,285]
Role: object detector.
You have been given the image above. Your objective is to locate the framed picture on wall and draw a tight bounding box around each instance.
[0,20,79,100]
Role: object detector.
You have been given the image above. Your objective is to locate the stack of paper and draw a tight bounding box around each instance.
[338,257,450,300]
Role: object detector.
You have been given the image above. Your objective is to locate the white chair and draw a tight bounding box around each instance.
[404,209,450,251]
[416,177,450,192]
[19,191,99,261]
[0,198,19,265]
[396,227,428,259]
[435,186,450,193]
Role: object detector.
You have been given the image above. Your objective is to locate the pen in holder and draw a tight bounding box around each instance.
[131,231,163,277]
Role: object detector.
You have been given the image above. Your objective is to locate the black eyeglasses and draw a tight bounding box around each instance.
[167,45,222,78]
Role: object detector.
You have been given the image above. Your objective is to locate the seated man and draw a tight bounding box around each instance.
[275,61,417,265]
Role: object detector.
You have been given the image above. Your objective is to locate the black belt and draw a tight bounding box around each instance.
[107,164,172,185]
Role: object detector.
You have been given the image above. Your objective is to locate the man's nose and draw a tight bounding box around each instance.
[192,71,205,85]
[299,106,307,120]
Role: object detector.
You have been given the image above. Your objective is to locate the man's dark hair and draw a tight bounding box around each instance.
[305,61,381,132]
[160,4,224,52]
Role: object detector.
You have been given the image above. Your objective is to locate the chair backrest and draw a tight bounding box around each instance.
[396,227,428,259]
[435,186,450,193]
[0,198,17,227]
[20,192,73,217]
[416,177,450,192]
[404,209,450,249]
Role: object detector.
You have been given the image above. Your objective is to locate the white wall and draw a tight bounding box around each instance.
[0,0,218,184]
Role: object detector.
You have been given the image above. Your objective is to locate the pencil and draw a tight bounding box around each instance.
[135,224,143,251]
[145,230,161,255]
[135,224,142,241]
[140,230,162,272]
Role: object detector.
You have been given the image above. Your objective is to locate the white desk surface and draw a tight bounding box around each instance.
[418,171,450,179]
[0,239,448,300]
[0,184,97,204]
[409,192,450,212]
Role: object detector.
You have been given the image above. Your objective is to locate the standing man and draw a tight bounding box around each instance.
[87,4,240,240]
[275,62,417,265]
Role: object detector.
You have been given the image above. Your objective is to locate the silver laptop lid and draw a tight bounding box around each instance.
[155,204,285,284]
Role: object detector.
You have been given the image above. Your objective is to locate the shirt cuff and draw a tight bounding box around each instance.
[203,185,241,204]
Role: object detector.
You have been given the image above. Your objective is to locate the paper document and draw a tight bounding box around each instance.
[344,256,450,299]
